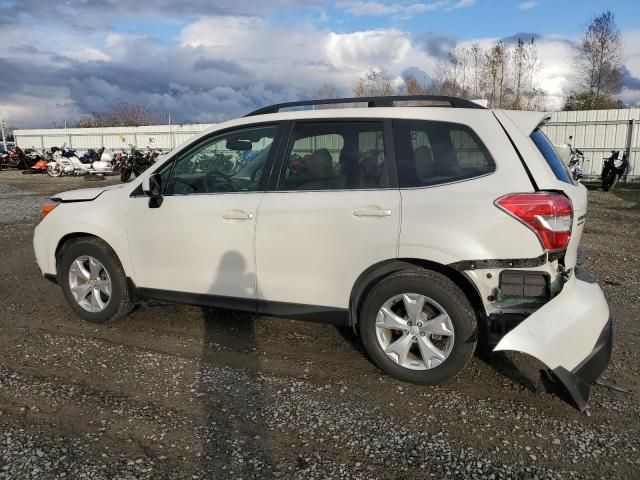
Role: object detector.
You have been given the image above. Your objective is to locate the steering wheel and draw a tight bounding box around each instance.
[203,170,237,193]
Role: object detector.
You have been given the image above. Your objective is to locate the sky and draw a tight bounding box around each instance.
[0,0,639,128]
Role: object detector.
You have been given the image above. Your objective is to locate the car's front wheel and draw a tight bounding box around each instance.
[57,237,135,323]
[360,270,477,384]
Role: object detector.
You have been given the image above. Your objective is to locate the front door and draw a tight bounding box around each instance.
[256,120,400,310]
[127,123,280,301]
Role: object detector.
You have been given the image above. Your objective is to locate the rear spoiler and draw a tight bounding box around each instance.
[497,110,551,137]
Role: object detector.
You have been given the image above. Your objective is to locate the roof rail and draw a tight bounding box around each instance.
[245,95,485,116]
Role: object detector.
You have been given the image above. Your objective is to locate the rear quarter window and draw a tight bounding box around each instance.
[394,120,495,188]
[530,129,574,184]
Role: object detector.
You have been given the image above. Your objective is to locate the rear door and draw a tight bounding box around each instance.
[255,120,400,311]
[494,110,587,269]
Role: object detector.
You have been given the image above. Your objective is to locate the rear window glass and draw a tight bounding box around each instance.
[394,120,495,188]
[530,129,574,184]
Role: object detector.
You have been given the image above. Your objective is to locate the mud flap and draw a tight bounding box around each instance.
[493,274,612,410]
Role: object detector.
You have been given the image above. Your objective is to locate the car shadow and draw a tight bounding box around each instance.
[198,250,274,478]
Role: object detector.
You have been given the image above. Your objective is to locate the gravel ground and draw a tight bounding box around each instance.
[0,170,639,479]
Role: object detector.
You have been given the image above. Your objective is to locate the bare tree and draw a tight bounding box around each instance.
[75,103,164,128]
[565,10,622,110]
[316,82,338,99]
[469,43,484,99]
[401,75,429,95]
[512,39,526,109]
[353,68,395,97]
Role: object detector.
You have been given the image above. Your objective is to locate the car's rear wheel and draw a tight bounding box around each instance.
[360,270,477,384]
[57,237,135,323]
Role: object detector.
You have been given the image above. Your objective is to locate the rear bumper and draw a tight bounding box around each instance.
[552,316,612,410]
[494,271,612,410]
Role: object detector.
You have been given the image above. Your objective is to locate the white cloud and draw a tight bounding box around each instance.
[344,0,459,17]
[519,1,539,10]
[1,12,640,127]
[448,0,475,10]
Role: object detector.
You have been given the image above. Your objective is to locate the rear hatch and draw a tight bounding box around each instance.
[493,110,587,269]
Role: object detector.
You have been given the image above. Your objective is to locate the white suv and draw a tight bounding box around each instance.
[33,96,611,409]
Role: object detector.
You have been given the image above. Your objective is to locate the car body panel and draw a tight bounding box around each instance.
[493,109,588,270]
[256,189,400,309]
[494,274,609,372]
[34,187,134,277]
[126,193,263,298]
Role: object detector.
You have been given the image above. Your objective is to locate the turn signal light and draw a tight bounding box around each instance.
[495,192,573,252]
[40,202,59,221]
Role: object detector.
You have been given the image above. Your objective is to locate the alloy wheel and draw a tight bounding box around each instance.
[375,293,455,370]
[68,255,112,313]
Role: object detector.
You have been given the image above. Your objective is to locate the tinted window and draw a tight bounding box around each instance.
[165,125,278,195]
[394,120,495,188]
[530,128,574,184]
[280,122,387,191]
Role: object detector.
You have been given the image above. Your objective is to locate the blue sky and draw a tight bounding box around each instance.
[1,0,639,126]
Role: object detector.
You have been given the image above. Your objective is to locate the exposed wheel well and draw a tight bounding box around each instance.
[349,258,486,334]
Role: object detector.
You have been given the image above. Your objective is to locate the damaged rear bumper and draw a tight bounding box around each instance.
[552,316,612,410]
[494,271,612,410]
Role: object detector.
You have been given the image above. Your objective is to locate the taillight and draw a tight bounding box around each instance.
[495,192,573,252]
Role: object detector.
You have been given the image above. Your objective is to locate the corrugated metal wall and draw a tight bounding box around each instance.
[14,124,216,152]
[543,109,639,180]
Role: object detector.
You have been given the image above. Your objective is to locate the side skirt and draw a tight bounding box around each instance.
[137,288,349,327]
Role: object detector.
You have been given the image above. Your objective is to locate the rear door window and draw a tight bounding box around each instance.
[530,128,574,184]
[393,120,495,188]
[278,121,387,191]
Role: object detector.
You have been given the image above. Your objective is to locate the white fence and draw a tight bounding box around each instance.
[543,109,639,181]
[13,123,217,152]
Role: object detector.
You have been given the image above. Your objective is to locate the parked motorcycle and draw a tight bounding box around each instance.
[47,145,118,177]
[566,135,584,182]
[2,146,31,170]
[601,150,628,192]
[24,155,50,174]
[120,145,160,182]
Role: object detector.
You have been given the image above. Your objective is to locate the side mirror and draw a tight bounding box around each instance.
[143,173,163,208]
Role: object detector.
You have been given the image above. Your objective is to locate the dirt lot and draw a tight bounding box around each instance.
[1,170,639,479]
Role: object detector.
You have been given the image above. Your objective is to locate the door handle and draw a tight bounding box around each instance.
[353,207,392,217]
[222,210,254,220]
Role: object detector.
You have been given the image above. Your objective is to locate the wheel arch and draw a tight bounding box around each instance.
[54,231,131,280]
[349,258,486,334]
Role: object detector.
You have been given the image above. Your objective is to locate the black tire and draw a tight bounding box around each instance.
[57,237,135,323]
[602,170,617,191]
[360,269,477,385]
[120,168,132,183]
[608,173,620,191]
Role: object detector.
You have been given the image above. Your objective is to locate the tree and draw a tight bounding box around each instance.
[353,68,395,97]
[564,10,622,110]
[75,103,164,127]
[512,39,527,109]
[316,82,338,99]
[402,75,429,95]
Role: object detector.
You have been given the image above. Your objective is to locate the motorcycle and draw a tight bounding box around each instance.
[2,146,31,170]
[566,136,584,182]
[120,145,160,182]
[22,150,51,175]
[47,146,118,177]
[601,150,628,192]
